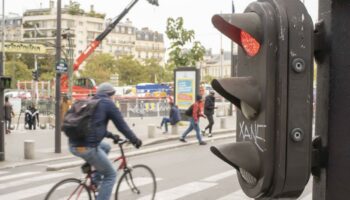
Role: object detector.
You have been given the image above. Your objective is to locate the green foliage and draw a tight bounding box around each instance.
[67,1,85,15]
[81,53,118,85]
[202,74,215,84]
[4,61,31,88]
[82,53,168,86]
[165,17,206,68]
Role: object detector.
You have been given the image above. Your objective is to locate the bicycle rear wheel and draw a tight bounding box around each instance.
[115,164,156,200]
[45,178,92,200]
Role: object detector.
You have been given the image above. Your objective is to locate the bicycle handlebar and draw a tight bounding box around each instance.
[109,134,129,145]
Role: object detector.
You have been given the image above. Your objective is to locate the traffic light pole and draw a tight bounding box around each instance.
[54,0,62,154]
[313,0,350,199]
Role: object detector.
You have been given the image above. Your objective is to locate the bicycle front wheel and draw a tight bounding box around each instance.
[115,164,157,200]
[45,178,92,200]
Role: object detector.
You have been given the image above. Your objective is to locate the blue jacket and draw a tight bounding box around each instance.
[169,105,181,125]
[69,94,138,147]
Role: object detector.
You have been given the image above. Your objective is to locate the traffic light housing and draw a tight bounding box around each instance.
[32,70,39,81]
[210,0,313,198]
[0,76,11,89]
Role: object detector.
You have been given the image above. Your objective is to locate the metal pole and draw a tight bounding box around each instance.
[313,0,350,199]
[0,0,5,161]
[55,0,62,153]
[67,31,73,98]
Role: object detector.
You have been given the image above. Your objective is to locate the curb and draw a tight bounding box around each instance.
[46,132,235,171]
[0,129,235,170]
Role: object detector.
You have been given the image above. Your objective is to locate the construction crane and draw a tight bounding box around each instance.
[61,0,159,99]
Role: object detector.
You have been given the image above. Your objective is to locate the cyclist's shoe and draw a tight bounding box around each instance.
[179,138,187,143]
[199,141,207,145]
[208,133,213,137]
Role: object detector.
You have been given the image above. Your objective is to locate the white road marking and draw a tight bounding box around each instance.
[202,170,236,182]
[0,172,71,190]
[0,171,40,181]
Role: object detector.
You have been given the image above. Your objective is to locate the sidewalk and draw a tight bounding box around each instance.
[0,115,236,170]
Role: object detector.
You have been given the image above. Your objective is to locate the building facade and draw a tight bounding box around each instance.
[13,1,165,66]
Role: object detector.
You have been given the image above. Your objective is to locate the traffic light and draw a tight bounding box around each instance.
[210,0,313,198]
[0,76,11,89]
[32,70,39,81]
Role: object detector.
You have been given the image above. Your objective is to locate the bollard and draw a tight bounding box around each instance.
[220,118,227,129]
[147,124,156,138]
[171,125,179,135]
[24,140,35,159]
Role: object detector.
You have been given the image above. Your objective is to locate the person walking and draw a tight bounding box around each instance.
[202,91,216,137]
[60,94,70,123]
[158,102,181,133]
[25,103,39,130]
[179,95,207,145]
[4,96,15,134]
[68,82,142,200]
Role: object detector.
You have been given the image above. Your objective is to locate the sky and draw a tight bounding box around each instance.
[4,0,318,54]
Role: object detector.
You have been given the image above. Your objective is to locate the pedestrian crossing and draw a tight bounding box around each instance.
[0,169,312,200]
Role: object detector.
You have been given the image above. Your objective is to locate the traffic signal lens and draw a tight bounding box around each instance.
[241,30,260,56]
[241,101,258,120]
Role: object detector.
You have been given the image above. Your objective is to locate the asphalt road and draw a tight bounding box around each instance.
[0,139,313,200]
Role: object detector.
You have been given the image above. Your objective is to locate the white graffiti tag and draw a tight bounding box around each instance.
[239,121,267,152]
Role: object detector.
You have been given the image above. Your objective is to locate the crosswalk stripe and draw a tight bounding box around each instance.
[202,170,236,182]
[0,183,56,199]
[299,193,312,200]
[0,171,40,182]
[138,182,217,200]
[0,171,8,175]
[216,190,251,200]
[112,177,162,192]
[0,172,71,190]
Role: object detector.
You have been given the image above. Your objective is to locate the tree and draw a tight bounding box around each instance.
[143,58,165,83]
[4,60,31,88]
[67,1,85,16]
[81,53,117,85]
[165,17,206,68]
[115,55,143,85]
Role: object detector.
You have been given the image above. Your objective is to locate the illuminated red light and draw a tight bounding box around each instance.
[240,30,260,57]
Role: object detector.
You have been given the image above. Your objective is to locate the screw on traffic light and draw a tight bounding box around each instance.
[0,76,12,89]
[210,0,313,199]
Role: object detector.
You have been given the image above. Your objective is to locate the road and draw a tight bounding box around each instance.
[0,139,313,200]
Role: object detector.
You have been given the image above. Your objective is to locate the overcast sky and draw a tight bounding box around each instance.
[4,0,318,54]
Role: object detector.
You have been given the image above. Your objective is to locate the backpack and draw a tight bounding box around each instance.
[62,98,100,140]
[185,104,194,117]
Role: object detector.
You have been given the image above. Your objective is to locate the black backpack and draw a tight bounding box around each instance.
[185,104,194,117]
[62,98,100,140]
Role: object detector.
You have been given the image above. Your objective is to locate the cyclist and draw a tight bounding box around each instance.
[68,82,142,200]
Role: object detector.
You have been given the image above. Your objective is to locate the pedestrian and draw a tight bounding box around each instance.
[4,96,15,134]
[179,95,207,145]
[60,94,70,123]
[68,82,142,200]
[157,102,181,133]
[202,91,216,137]
[25,103,39,130]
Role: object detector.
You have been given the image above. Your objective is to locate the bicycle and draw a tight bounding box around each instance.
[44,135,157,200]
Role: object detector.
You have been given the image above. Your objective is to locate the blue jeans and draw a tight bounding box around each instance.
[181,117,203,143]
[69,141,116,200]
[160,117,171,132]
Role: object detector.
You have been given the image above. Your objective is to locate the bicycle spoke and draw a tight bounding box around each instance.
[115,165,156,200]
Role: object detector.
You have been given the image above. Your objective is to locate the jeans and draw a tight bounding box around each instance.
[160,117,171,132]
[69,141,116,200]
[181,117,203,143]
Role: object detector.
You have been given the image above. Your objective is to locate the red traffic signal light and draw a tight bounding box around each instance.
[212,13,262,56]
[210,0,314,198]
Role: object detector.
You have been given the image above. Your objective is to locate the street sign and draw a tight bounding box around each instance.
[56,59,68,73]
